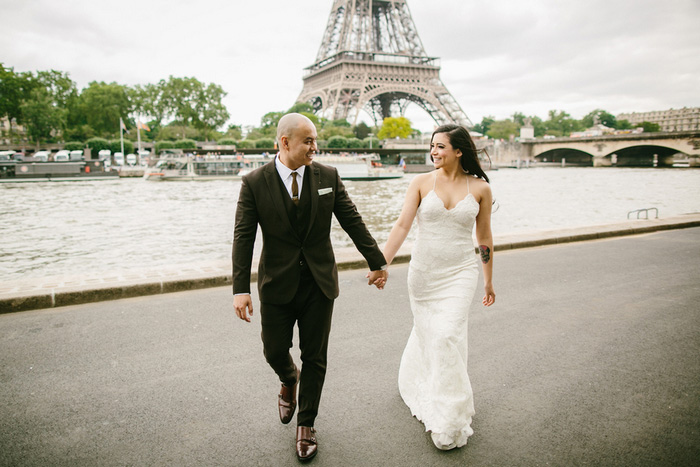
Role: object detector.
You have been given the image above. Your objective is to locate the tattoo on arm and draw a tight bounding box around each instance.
[479,245,491,264]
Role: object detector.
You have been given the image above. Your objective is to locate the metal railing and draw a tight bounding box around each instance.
[627,207,659,219]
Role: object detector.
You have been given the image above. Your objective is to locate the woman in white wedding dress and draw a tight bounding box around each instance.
[382,124,495,450]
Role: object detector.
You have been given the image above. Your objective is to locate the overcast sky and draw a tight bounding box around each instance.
[2,0,699,132]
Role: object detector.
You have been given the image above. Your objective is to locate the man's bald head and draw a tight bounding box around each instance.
[277,113,314,144]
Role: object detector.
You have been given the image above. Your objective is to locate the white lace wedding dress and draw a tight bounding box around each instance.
[398,175,480,450]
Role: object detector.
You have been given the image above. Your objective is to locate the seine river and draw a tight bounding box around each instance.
[1,167,699,282]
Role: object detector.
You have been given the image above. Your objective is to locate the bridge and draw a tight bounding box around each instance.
[519,131,700,167]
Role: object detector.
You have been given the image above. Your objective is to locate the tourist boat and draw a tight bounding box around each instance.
[314,153,404,180]
[0,152,119,182]
[143,154,271,181]
[143,153,404,181]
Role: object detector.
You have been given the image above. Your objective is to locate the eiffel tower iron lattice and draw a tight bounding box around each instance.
[296,0,471,128]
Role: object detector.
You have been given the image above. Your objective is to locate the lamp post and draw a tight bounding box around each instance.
[368,133,374,150]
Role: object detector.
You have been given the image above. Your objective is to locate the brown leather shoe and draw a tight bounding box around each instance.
[278,368,299,424]
[296,426,317,461]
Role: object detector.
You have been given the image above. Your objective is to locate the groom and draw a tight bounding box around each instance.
[232,113,388,461]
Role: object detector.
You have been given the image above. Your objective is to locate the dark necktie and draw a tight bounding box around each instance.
[291,172,299,205]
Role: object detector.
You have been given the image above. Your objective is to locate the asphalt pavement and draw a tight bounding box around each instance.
[1,226,699,466]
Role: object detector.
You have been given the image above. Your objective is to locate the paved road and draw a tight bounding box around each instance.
[1,227,699,466]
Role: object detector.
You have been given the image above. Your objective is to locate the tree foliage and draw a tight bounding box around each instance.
[377,116,412,139]
[79,81,131,137]
[486,119,520,140]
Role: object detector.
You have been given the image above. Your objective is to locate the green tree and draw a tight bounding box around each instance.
[20,87,67,145]
[616,119,633,130]
[486,119,520,140]
[353,121,372,139]
[472,116,495,135]
[79,81,132,137]
[0,65,33,139]
[581,109,617,129]
[16,69,77,144]
[194,83,230,141]
[222,124,242,140]
[131,81,168,127]
[287,102,314,114]
[260,111,285,131]
[377,116,412,139]
[160,76,229,140]
[543,110,582,137]
[640,121,660,132]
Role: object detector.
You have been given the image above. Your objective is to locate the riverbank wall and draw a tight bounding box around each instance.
[2,213,700,313]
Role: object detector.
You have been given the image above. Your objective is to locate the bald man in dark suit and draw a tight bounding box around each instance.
[232,113,387,461]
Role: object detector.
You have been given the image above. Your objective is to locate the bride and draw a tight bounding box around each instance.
[382,124,495,450]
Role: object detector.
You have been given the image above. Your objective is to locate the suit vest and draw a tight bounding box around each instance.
[276,169,312,238]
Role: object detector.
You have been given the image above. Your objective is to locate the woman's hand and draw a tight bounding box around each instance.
[482,283,495,307]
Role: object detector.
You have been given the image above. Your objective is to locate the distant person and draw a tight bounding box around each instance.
[381,123,495,450]
[231,113,388,461]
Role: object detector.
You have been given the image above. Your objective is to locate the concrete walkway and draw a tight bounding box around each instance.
[3,213,700,313]
[1,224,699,466]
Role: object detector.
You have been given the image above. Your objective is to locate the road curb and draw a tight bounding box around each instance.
[2,214,699,314]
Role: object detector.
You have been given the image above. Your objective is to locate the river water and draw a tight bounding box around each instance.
[1,167,699,281]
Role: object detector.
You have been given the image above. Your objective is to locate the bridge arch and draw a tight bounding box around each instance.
[535,148,594,166]
[604,145,684,167]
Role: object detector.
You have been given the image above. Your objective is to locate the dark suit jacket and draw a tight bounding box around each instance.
[232,160,386,304]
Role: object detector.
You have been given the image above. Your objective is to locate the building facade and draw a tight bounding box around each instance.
[617,107,700,132]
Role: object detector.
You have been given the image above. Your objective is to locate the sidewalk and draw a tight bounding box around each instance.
[2,213,700,313]
[1,225,698,466]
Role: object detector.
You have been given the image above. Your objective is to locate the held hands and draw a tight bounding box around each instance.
[482,283,495,307]
[366,269,388,290]
[233,294,254,322]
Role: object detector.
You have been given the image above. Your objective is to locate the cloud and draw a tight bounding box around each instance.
[2,0,699,132]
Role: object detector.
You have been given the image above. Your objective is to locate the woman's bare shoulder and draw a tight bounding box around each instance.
[409,171,435,191]
[470,176,492,200]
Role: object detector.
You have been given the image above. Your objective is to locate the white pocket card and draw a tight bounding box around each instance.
[318,187,333,196]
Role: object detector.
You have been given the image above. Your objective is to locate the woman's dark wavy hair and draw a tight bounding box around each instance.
[431,124,490,183]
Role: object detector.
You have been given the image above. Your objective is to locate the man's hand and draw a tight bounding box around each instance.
[366,269,388,290]
[233,294,254,322]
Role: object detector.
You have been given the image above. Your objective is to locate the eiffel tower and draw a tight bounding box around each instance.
[296,0,471,128]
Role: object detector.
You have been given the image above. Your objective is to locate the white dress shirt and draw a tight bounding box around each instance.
[275,154,306,200]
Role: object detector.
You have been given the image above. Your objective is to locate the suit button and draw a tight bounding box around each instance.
[299,260,305,267]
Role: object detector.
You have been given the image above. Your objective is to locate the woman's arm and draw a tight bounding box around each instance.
[474,182,495,306]
[382,175,424,265]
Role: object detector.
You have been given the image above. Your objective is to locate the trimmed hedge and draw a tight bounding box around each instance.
[109,140,134,155]
[173,139,196,149]
[256,138,275,149]
[86,137,110,154]
[237,139,256,149]
[327,136,348,148]
[64,141,85,151]
[155,141,175,153]
[217,138,237,146]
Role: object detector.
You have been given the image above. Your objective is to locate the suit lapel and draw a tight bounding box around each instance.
[262,161,297,238]
[303,164,320,241]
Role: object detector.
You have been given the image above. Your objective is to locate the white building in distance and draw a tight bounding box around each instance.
[617,107,700,132]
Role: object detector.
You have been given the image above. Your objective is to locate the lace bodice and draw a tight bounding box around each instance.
[410,189,480,269]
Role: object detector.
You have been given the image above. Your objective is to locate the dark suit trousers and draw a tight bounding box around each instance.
[260,262,334,427]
